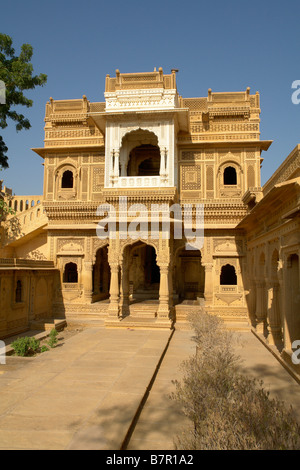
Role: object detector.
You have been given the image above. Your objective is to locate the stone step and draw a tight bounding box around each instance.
[29,318,67,332]
[66,319,106,329]
[129,305,158,318]
[64,313,106,329]
[105,316,172,330]
[129,312,157,318]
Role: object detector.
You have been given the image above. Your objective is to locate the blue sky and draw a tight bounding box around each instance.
[1,0,300,195]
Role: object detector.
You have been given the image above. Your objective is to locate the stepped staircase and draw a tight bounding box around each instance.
[1,200,47,251]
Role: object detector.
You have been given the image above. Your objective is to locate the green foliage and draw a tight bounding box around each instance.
[11,336,40,357]
[171,310,300,450]
[0,197,15,219]
[11,337,30,357]
[29,337,40,352]
[47,328,58,348]
[0,33,47,168]
[10,330,59,357]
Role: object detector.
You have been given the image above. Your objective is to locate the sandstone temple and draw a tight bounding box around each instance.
[0,68,299,370]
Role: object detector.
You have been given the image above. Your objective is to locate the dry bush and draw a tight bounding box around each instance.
[171,310,300,450]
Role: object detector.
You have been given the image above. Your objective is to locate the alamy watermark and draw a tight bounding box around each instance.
[0,340,6,365]
[96,197,204,251]
[292,340,300,365]
[0,80,6,105]
[291,80,300,105]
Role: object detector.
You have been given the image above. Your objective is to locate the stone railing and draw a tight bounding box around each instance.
[113,175,170,188]
[219,286,238,293]
[2,202,48,246]
[5,196,42,215]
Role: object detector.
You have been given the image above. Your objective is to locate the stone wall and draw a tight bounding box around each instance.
[0,259,59,339]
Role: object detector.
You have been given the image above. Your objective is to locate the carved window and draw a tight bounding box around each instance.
[223,166,237,185]
[63,262,78,283]
[15,280,22,302]
[61,170,74,189]
[220,264,237,285]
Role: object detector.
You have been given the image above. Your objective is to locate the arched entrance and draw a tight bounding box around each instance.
[127,242,160,299]
[92,245,110,302]
[119,240,160,318]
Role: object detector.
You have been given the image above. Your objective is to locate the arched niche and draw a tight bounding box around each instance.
[119,129,161,177]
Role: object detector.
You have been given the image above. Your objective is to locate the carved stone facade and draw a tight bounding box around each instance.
[238,146,300,370]
[0,69,299,348]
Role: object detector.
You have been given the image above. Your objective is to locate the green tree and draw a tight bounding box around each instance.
[0,33,47,168]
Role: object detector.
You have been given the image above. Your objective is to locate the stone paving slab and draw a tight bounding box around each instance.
[0,327,172,450]
[127,330,195,450]
[233,331,300,421]
[128,329,300,450]
[1,326,300,451]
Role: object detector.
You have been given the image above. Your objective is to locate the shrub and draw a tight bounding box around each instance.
[171,310,300,450]
[11,337,30,357]
[47,328,58,348]
[11,336,40,357]
[29,337,40,352]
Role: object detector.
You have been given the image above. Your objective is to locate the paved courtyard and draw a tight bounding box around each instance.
[0,327,193,450]
[0,326,299,450]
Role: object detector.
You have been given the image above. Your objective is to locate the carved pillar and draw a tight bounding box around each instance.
[83,261,93,303]
[119,258,130,318]
[108,264,120,317]
[247,279,257,327]
[157,266,170,320]
[156,238,172,322]
[267,282,283,345]
[203,262,213,306]
[255,280,267,334]
[114,150,120,178]
[109,150,115,187]
[168,261,174,320]
[157,265,171,320]
[159,148,166,177]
